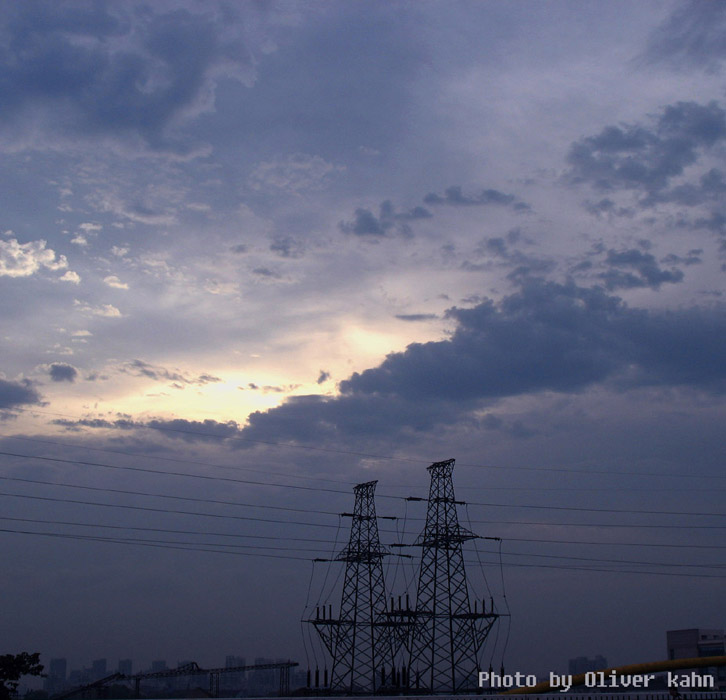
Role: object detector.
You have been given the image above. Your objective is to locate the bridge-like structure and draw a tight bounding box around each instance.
[51,660,298,699]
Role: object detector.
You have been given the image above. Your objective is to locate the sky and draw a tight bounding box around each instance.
[2,0,726,687]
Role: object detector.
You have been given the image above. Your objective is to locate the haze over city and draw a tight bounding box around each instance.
[1,0,725,685]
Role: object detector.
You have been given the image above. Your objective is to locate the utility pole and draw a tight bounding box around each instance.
[408,458,499,693]
[310,480,396,693]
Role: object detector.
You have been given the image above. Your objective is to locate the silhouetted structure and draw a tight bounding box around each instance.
[407,458,499,693]
[310,480,397,693]
[51,661,297,699]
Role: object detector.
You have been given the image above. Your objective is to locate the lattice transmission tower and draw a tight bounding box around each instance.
[408,458,499,693]
[309,480,398,694]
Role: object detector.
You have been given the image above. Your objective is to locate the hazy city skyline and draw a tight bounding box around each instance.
[1,0,725,683]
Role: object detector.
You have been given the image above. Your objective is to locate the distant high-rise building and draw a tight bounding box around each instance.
[43,658,68,693]
[667,629,725,660]
[91,659,107,680]
[569,655,608,675]
[667,629,726,690]
[225,655,245,668]
[68,669,88,686]
[249,658,276,696]
[172,661,195,691]
[223,656,246,691]
[49,658,67,681]
[118,659,132,675]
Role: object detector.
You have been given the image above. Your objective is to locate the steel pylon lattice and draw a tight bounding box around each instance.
[310,480,396,694]
[408,458,498,693]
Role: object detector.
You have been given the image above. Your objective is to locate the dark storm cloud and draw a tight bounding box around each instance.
[424,185,530,211]
[643,0,726,72]
[338,200,431,238]
[0,377,41,409]
[244,392,469,443]
[0,3,252,153]
[567,101,726,196]
[48,363,77,383]
[239,280,726,443]
[599,249,684,290]
[121,359,221,386]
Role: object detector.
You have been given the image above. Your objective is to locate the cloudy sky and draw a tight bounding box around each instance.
[2,0,726,685]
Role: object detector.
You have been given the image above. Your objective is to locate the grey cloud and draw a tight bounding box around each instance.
[0,377,42,409]
[569,259,593,273]
[0,4,254,154]
[239,280,726,443]
[338,200,431,238]
[584,198,634,218]
[243,393,466,443]
[222,3,422,161]
[661,250,702,266]
[505,257,556,281]
[567,101,726,196]
[465,235,554,280]
[316,370,330,385]
[346,280,726,398]
[479,237,508,257]
[643,1,726,72]
[48,362,77,383]
[692,212,726,234]
[122,359,221,386]
[252,267,279,278]
[54,416,242,444]
[245,382,300,393]
[340,208,385,236]
[599,249,684,290]
[144,417,241,442]
[395,314,438,322]
[269,237,304,259]
[645,168,726,207]
[424,185,529,211]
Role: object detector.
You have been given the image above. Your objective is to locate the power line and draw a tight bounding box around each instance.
[0,473,347,519]
[0,515,341,544]
[11,407,726,482]
[3,515,725,551]
[3,449,724,521]
[0,491,347,529]
[0,527,312,561]
[3,525,726,580]
[488,548,726,571]
[466,517,726,530]
[0,433,358,488]
[461,499,726,519]
[3,432,724,495]
[0,449,355,497]
[499,535,726,549]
